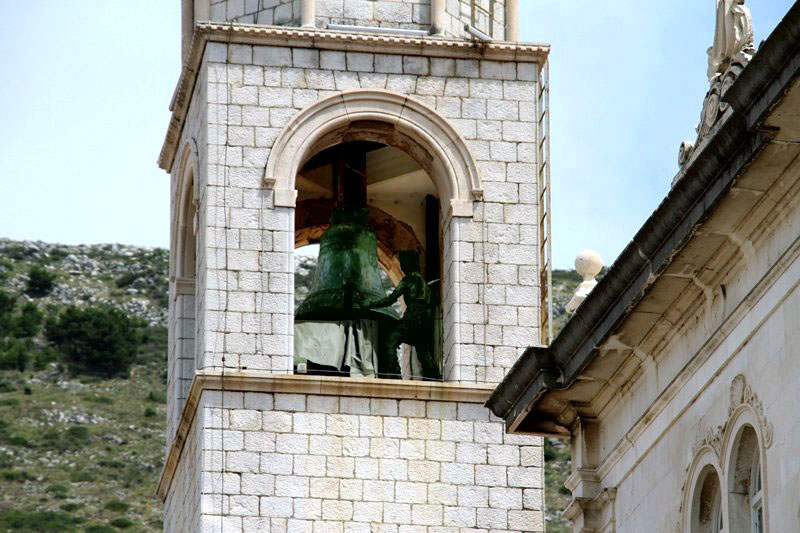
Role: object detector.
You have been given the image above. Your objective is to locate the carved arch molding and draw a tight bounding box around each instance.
[263,89,483,219]
[679,374,773,531]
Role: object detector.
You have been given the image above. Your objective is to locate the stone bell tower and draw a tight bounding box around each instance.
[159,0,551,530]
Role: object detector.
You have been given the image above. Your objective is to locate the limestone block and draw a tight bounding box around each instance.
[275,475,310,497]
[426,440,456,462]
[399,439,425,460]
[444,78,469,97]
[276,433,309,454]
[320,51,346,71]
[241,473,276,495]
[440,463,474,485]
[327,456,355,478]
[253,46,293,67]
[363,479,395,502]
[383,502,412,524]
[294,498,322,520]
[310,435,342,455]
[489,487,523,510]
[322,500,353,521]
[310,478,340,499]
[328,414,360,436]
[412,504,443,526]
[355,457,379,479]
[403,56,429,75]
[503,81,535,101]
[343,436,370,457]
[346,52,374,72]
[408,418,440,440]
[227,451,261,473]
[408,460,440,483]
[293,49,320,69]
[260,453,293,475]
[244,432,277,452]
[380,458,408,480]
[260,496,293,517]
[508,510,544,531]
[455,442,487,464]
[375,54,403,74]
[353,501,382,522]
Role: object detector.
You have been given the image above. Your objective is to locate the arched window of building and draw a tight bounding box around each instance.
[750,450,763,533]
[692,465,725,533]
[726,424,764,533]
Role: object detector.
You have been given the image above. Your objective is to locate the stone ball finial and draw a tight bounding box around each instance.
[566,250,603,313]
[575,250,603,281]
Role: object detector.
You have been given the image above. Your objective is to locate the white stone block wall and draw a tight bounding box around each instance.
[204,0,510,40]
[165,408,203,532]
[315,0,431,30]
[196,391,544,532]
[444,0,506,40]
[210,0,303,25]
[168,62,211,445]
[196,42,541,385]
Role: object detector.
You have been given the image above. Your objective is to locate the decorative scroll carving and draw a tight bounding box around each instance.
[729,374,773,448]
[678,0,756,168]
[691,374,773,467]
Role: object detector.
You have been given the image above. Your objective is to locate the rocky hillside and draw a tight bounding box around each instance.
[0,239,168,532]
[0,238,584,532]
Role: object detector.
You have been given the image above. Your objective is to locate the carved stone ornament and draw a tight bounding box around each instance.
[691,374,773,459]
[729,374,773,448]
[678,0,756,168]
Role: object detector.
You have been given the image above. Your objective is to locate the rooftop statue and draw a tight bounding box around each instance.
[707,0,755,81]
[678,0,756,171]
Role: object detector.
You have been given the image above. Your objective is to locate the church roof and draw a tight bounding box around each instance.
[487,2,800,436]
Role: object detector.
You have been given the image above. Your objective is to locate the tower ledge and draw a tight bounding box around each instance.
[157,371,497,501]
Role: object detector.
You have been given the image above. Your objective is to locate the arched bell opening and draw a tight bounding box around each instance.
[291,140,444,381]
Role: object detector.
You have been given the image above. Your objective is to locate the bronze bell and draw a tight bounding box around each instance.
[295,207,399,322]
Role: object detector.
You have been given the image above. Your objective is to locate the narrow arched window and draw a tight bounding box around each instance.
[692,465,724,533]
[727,424,765,533]
[749,450,763,533]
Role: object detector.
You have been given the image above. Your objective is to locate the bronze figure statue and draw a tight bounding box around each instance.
[367,250,441,381]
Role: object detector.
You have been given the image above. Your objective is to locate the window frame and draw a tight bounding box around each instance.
[470,0,495,36]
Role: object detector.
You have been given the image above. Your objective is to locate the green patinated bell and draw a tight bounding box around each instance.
[296,208,399,323]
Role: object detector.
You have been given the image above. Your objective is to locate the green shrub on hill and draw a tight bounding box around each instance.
[26,264,56,296]
[0,290,15,313]
[0,339,29,371]
[13,301,44,338]
[0,508,84,532]
[46,305,140,377]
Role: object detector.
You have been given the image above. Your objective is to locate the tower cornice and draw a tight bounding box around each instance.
[158,22,550,172]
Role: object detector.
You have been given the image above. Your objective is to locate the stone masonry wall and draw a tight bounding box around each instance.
[206,0,510,39]
[198,41,541,385]
[444,0,506,40]
[315,0,431,30]
[168,61,210,446]
[197,391,544,532]
[165,411,203,533]
[210,0,303,25]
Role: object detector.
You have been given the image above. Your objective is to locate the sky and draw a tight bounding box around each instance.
[0,1,794,268]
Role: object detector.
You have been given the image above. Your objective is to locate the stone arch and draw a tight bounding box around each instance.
[263,89,483,219]
[683,448,725,533]
[722,408,768,533]
[172,141,199,281]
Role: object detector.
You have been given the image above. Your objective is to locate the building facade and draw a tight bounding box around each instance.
[488,3,800,532]
[159,1,552,531]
